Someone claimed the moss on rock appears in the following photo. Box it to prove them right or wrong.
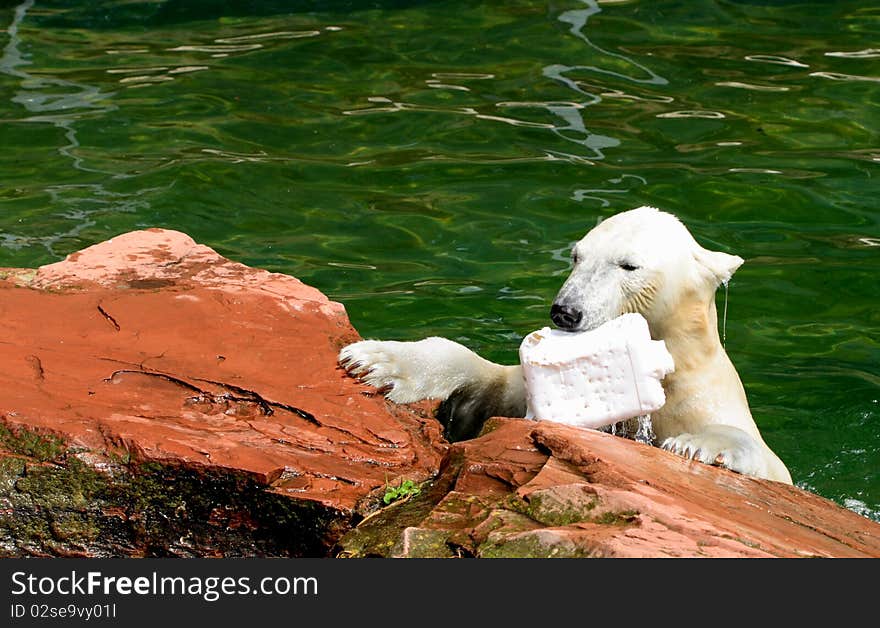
[480,529,595,558]
[0,425,350,557]
[0,424,67,462]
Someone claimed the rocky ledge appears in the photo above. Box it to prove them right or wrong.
[1,230,878,557]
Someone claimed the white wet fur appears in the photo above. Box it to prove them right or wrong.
[339,206,792,483]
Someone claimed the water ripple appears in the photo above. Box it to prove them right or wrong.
[557,0,668,86]
[825,49,880,59]
[0,183,168,257]
[167,44,263,55]
[108,64,210,88]
[343,97,554,130]
[657,110,726,119]
[745,54,809,68]
[715,81,791,92]
[571,174,647,207]
[1,0,118,176]
[214,31,322,43]
[810,71,880,83]
[431,72,494,80]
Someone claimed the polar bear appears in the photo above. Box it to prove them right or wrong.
[339,206,792,484]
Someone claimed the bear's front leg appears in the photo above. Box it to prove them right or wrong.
[339,337,526,440]
[339,337,494,403]
[661,424,792,484]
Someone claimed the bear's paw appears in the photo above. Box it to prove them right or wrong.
[661,424,769,479]
[339,338,472,404]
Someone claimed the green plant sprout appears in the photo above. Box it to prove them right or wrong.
[383,478,421,505]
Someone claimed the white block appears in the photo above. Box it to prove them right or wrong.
[519,313,675,429]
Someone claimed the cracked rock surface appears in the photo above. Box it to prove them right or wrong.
[0,229,445,556]
[340,419,880,558]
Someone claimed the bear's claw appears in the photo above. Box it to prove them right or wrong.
[661,424,769,479]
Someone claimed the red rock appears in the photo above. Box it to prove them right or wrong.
[0,229,445,556]
[344,419,880,558]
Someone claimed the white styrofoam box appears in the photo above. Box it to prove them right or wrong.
[519,313,675,429]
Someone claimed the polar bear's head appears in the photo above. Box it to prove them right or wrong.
[550,206,743,333]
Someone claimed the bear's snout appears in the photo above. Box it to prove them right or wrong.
[550,302,583,331]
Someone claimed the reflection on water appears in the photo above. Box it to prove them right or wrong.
[0,183,163,255]
[554,0,667,85]
[745,54,809,67]
[714,81,791,92]
[0,0,125,256]
[0,0,878,521]
[810,71,880,83]
[2,0,116,169]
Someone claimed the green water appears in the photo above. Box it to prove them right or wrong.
[1,0,877,520]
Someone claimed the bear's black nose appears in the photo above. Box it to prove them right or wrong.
[550,303,583,330]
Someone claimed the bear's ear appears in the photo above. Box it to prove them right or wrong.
[693,247,743,286]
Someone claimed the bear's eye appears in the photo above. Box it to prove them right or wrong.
[571,251,579,264]
[619,261,639,271]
